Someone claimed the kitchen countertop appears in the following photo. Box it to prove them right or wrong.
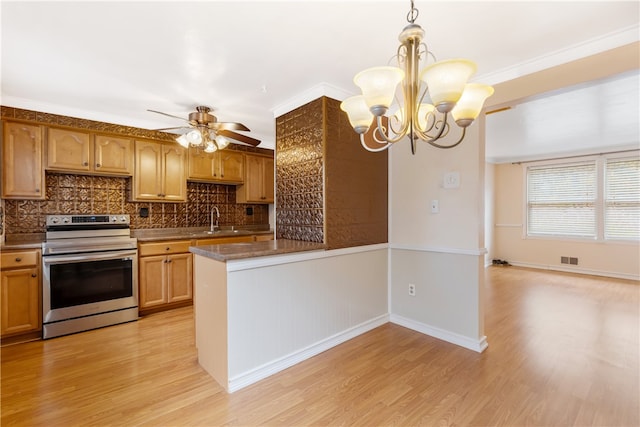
[1,239,45,250]
[1,227,273,249]
[190,239,326,261]
[132,227,273,242]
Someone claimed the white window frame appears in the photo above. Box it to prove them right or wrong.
[523,151,639,243]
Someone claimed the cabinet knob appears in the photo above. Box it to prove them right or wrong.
[166,247,170,251]
[83,162,89,166]
[96,163,101,168]
[31,273,37,278]
[35,189,40,193]
[15,257,22,262]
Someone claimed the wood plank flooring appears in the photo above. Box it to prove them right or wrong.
[2,267,638,426]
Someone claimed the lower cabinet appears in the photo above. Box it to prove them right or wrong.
[0,250,41,341]
[138,233,273,315]
[138,240,193,314]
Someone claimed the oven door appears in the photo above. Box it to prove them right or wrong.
[42,249,138,324]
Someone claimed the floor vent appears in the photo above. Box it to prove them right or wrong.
[561,256,579,265]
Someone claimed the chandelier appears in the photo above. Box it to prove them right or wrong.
[340,0,494,154]
[176,128,231,153]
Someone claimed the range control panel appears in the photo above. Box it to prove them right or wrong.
[45,214,130,227]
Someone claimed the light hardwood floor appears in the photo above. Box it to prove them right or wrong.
[2,267,638,426]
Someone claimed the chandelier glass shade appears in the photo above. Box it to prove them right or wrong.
[340,1,494,154]
[176,128,231,153]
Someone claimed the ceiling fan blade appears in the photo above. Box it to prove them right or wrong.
[147,109,191,123]
[208,122,250,132]
[218,130,261,147]
[153,126,189,132]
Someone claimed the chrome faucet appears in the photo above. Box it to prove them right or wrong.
[210,206,220,232]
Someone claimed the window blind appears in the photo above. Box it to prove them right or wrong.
[527,162,596,238]
[605,157,640,240]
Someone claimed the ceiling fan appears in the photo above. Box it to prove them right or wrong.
[148,106,261,152]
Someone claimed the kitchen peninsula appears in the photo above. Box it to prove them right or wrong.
[190,239,389,392]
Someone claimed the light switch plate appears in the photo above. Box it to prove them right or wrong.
[430,199,439,214]
[444,172,460,189]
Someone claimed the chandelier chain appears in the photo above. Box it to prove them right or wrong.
[407,0,419,23]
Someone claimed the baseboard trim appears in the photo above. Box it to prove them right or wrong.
[227,313,390,393]
[507,261,639,281]
[390,314,488,353]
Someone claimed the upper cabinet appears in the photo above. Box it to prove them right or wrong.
[46,128,91,172]
[236,154,274,204]
[133,140,187,202]
[45,127,133,176]
[93,135,134,175]
[1,121,45,199]
[188,148,244,184]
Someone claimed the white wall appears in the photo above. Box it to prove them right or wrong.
[485,162,496,267]
[388,120,487,351]
[492,162,640,280]
[220,247,388,391]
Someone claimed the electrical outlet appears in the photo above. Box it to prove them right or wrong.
[408,283,416,296]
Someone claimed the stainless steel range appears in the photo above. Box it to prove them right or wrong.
[42,214,138,339]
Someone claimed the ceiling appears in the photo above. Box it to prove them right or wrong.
[1,1,639,159]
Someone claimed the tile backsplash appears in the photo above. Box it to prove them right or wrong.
[3,173,268,235]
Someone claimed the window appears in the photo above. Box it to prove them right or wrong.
[526,154,639,241]
[605,158,640,240]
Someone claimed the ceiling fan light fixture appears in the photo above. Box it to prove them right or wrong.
[203,141,218,153]
[176,134,190,148]
[215,135,230,149]
[150,106,261,149]
[186,129,203,145]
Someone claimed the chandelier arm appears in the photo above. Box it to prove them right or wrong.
[372,115,406,144]
[424,126,467,149]
[413,112,449,143]
[360,134,391,152]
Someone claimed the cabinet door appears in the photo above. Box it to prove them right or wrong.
[94,135,133,175]
[139,255,167,308]
[162,145,187,201]
[1,267,40,336]
[219,151,244,183]
[1,122,45,199]
[167,253,192,303]
[188,148,216,180]
[237,154,274,203]
[245,155,265,202]
[133,140,163,200]
[46,127,91,172]
[262,157,275,203]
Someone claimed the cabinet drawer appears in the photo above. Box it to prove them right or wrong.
[139,240,192,256]
[1,251,38,269]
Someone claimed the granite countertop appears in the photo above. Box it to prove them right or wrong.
[131,227,273,242]
[190,239,326,262]
[1,238,45,251]
[1,227,273,249]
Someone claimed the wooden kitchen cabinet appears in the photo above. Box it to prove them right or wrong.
[138,240,192,313]
[188,148,244,184]
[133,140,187,202]
[93,134,134,175]
[0,250,41,340]
[46,127,92,172]
[236,154,274,204]
[45,128,133,175]
[1,121,45,199]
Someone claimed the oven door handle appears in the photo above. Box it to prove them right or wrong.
[42,250,138,265]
